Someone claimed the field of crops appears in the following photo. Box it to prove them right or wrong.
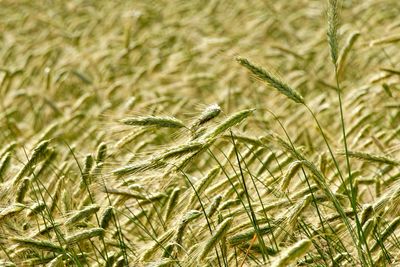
[1,0,400,266]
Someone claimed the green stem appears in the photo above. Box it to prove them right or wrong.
[334,68,373,266]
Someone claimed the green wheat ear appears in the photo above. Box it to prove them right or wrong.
[327,0,340,65]
[11,237,64,253]
[120,116,185,128]
[337,31,360,78]
[199,217,233,260]
[202,108,255,140]
[65,227,105,245]
[271,239,312,267]
[236,56,304,104]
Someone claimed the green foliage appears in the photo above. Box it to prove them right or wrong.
[0,0,399,266]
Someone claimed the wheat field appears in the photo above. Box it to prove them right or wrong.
[1,0,400,266]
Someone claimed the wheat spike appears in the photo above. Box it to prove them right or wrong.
[237,57,304,104]
[271,239,312,267]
